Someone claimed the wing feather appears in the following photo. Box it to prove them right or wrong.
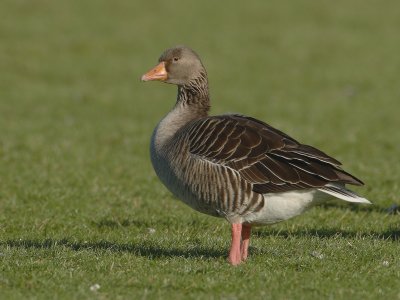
[186,114,363,194]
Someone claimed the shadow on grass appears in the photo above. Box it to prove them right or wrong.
[0,239,226,259]
[2,204,398,258]
[1,227,398,261]
[253,228,400,241]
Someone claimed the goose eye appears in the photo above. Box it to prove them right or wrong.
[173,57,179,62]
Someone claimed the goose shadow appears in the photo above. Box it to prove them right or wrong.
[252,228,400,241]
[0,238,226,259]
[1,226,398,261]
[2,204,398,259]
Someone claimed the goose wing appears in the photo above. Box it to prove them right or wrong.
[187,114,363,194]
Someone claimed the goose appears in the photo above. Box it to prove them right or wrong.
[141,46,371,265]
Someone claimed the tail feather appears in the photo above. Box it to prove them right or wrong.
[318,184,371,204]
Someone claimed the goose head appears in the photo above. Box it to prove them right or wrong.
[141,46,206,86]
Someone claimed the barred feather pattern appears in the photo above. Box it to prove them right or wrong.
[153,129,264,221]
[177,70,210,111]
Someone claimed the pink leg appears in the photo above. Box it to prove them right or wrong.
[228,223,242,265]
[240,224,252,261]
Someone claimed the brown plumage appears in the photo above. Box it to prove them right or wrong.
[141,46,370,265]
[186,114,363,193]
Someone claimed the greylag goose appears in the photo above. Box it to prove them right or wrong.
[141,46,371,265]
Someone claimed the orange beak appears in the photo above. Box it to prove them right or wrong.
[141,61,168,81]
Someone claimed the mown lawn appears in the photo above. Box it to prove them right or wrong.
[0,0,399,299]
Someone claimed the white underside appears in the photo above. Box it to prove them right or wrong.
[244,189,321,224]
[244,187,371,225]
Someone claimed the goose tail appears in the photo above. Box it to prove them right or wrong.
[318,184,371,204]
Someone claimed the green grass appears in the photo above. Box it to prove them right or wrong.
[1,0,399,299]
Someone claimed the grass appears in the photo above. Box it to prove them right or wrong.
[0,0,399,299]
